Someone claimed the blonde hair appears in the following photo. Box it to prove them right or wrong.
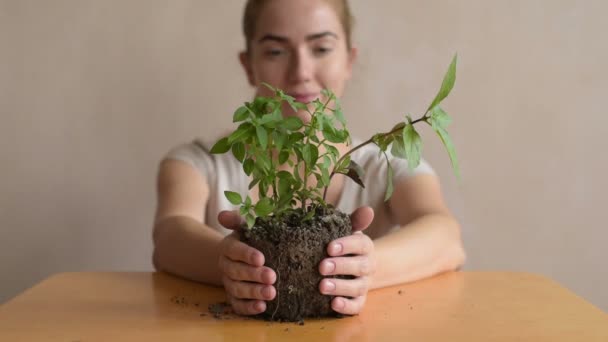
[242,0,354,52]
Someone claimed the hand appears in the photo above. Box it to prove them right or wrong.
[217,210,277,315]
[318,206,376,315]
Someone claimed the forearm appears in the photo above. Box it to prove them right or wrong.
[153,215,224,286]
[370,213,465,290]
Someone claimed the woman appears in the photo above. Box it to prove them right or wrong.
[153,0,465,316]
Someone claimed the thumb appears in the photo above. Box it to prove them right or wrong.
[218,210,246,231]
[350,206,374,232]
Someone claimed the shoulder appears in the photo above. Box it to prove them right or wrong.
[162,138,242,184]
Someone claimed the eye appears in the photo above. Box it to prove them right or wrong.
[313,46,332,57]
[265,48,285,57]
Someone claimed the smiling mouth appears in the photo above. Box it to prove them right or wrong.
[290,93,320,103]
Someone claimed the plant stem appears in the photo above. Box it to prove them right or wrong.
[322,115,428,201]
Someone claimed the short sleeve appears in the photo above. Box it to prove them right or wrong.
[163,139,216,185]
[389,153,436,181]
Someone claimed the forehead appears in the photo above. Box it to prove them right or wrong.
[254,0,343,41]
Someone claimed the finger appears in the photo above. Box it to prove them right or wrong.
[331,295,367,315]
[223,276,276,301]
[219,255,276,284]
[319,256,375,277]
[218,210,245,231]
[227,294,267,315]
[319,276,370,298]
[327,234,374,257]
[350,206,374,232]
[223,235,265,267]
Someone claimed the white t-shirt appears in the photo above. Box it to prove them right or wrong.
[164,138,435,239]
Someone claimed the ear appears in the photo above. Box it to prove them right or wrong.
[239,51,256,86]
[345,46,358,80]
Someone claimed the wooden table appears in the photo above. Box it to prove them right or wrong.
[0,272,606,341]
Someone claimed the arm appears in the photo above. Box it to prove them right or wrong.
[317,174,465,314]
[152,159,277,314]
[372,173,466,289]
[152,159,223,285]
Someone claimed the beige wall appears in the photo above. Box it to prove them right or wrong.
[1,0,607,311]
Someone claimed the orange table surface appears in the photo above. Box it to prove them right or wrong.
[1,271,606,341]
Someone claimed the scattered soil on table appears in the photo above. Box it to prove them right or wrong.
[170,295,243,320]
[208,301,233,319]
[241,206,352,322]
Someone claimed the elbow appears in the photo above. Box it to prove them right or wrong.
[440,219,467,272]
[152,221,169,272]
[448,241,466,271]
[152,247,163,272]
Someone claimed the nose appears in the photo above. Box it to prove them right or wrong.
[289,47,313,84]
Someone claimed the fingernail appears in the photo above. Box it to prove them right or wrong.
[323,261,336,275]
[262,286,274,299]
[262,269,275,284]
[333,298,344,310]
[250,252,263,265]
[330,243,343,255]
[255,301,266,312]
[323,280,336,294]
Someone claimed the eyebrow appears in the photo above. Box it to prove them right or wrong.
[258,31,338,44]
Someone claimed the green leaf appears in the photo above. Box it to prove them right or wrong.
[288,132,305,146]
[231,142,245,162]
[245,195,252,206]
[332,98,346,126]
[339,160,365,188]
[336,155,351,173]
[256,152,271,171]
[433,126,460,178]
[256,125,268,149]
[224,191,242,205]
[248,177,260,190]
[259,179,268,198]
[322,155,331,169]
[259,112,281,127]
[314,173,323,188]
[390,135,407,159]
[322,126,343,143]
[228,122,254,144]
[372,133,393,152]
[321,89,335,100]
[254,197,273,217]
[245,214,255,229]
[278,173,292,196]
[279,150,289,165]
[383,152,394,201]
[243,158,254,176]
[303,208,316,221]
[302,144,319,170]
[321,167,330,186]
[403,124,422,170]
[325,144,340,162]
[273,131,287,151]
[284,117,304,131]
[427,54,458,112]
[233,106,250,122]
[277,170,291,180]
[210,137,231,154]
[429,106,452,130]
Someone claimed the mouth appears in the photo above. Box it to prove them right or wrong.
[290,93,320,104]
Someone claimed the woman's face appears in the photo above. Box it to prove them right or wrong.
[240,0,357,121]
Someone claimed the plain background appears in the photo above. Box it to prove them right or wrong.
[1,0,607,311]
